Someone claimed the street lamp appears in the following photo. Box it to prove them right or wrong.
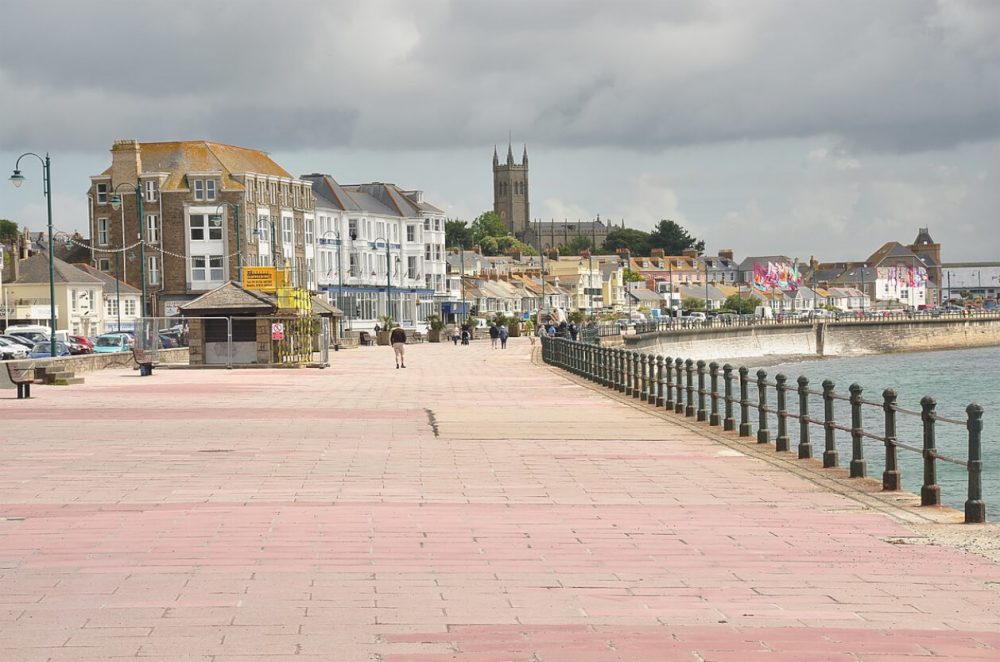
[253,218,277,267]
[373,236,391,321]
[10,152,57,357]
[214,202,243,269]
[321,230,345,334]
[109,182,149,317]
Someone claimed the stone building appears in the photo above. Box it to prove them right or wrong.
[524,218,611,253]
[87,139,315,317]
[493,142,529,237]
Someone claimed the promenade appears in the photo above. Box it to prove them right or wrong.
[2,337,1000,661]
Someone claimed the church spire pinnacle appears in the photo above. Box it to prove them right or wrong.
[493,145,499,167]
[522,144,528,166]
[506,138,514,166]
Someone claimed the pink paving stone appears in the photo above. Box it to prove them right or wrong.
[1,339,1000,659]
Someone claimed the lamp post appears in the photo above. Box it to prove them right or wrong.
[321,230,344,334]
[214,202,243,270]
[373,236,391,321]
[947,271,953,304]
[10,152,57,357]
[704,258,710,313]
[253,218,277,267]
[110,183,148,317]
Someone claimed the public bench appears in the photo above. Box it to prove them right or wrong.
[358,331,374,346]
[405,330,425,343]
[0,362,35,399]
[132,348,158,376]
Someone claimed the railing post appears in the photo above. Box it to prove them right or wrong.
[602,347,611,387]
[632,351,642,399]
[882,388,899,490]
[685,359,695,417]
[823,380,838,468]
[617,349,626,393]
[849,383,866,478]
[655,355,665,407]
[965,403,985,524]
[775,373,789,452]
[709,362,720,426]
[624,350,633,396]
[723,364,735,431]
[756,369,770,444]
[920,396,940,507]
[664,356,675,410]
[675,358,685,414]
[696,360,707,422]
[640,353,650,401]
[797,376,812,459]
[739,366,751,436]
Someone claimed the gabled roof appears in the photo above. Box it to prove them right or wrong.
[866,242,926,267]
[14,254,103,285]
[73,263,141,295]
[304,175,445,217]
[179,281,276,313]
[737,255,797,271]
[101,141,291,192]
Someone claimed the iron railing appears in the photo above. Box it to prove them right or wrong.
[540,336,987,523]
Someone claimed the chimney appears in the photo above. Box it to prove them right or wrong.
[111,139,142,188]
[650,248,665,259]
[719,248,734,261]
[682,248,699,258]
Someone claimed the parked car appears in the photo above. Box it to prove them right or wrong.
[29,341,71,358]
[67,335,94,354]
[0,336,30,360]
[0,334,36,349]
[93,333,134,353]
[8,330,49,346]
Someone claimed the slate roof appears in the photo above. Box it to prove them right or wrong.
[99,141,291,191]
[14,254,103,285]
[311,296,343,316]
[179,281,276,313]
[73,263,141,295]
[866,242,927,267]
[304,174,444,217]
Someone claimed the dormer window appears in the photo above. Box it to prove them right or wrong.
[193,178,217,201]
[95,182,109,204]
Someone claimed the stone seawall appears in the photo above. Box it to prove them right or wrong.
[625,317,1000,360]
[10,347,190,374]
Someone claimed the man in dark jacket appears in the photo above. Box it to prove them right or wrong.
[390,327,407,368]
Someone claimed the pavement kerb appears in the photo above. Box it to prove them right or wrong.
[531,346,1000,563]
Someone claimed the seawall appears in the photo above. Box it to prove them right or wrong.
[626,317,1000,360]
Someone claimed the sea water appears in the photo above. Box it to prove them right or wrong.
[750,347,999,513]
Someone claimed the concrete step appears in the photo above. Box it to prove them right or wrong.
[50,377,85,386]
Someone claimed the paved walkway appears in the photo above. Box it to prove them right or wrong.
[2,337,1000,661]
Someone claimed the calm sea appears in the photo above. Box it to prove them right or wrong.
[750,347,998,513]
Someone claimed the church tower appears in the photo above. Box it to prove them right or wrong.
[493,141,530,237]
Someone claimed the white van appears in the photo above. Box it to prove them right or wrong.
[4,324,51,337]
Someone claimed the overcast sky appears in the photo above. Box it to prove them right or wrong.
[1,0,998,262]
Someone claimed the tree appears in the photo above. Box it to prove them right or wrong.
[470,211,507,244]
[559,236,594,256]
[494,235,537,256]
[722,294,756,314]
[602,227,651,256]
[445,219,473,249]
[648,220,704,255]
[0,219,19,245]
[682,297,705,311]
[622,268,644,283]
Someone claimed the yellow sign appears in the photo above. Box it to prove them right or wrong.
[242,266,277,292]
[277,287,311,313]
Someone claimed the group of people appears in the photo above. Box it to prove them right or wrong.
[450,323,472,345]
[533,320,579,342]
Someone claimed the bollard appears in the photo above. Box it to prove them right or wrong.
[965,403,985,524]
[709,362,720,426]
[797,376,812,459]
[739,366,751,436]
[723,364,735,431]
[756,369,770,444]
[652,353,660,405]
[696,360,707,422]
[775,374,789,452]
[823,380,838,468]
[882,388,899,490]
[920,396,940,507]
[675,358,685,414]
[664,356,675,410]
[849,383,866,478]
[685,359,695,417]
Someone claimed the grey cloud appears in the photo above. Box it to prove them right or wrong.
[0,0,997,154]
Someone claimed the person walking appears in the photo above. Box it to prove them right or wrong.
[450,324,460,345]
[498,323,509,349]
[489,323,500,349]
[390,326,407,368]
[569,321,579,342]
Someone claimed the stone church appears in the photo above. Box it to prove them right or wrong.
[492,142,610,252]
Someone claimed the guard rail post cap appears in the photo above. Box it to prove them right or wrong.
[965,403,985,523]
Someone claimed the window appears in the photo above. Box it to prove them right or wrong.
[246,179,254,200]
[190,214,223,241]
[349,218,358,240]
[425,245,431,260]
[349,254,358,277]
[408,256,418,279]
[206,179,216,201]
[192,256,206,281]
[144,180,158,202]
[194,179,204,200]
[146,215,160,244]
[148,256,160,285]
[257,214,270,242]
[98,258,110,272]
[124,299,136,316]
[96,183,108,204]
[97,218,109,246]
[106,297,118,317]
[424,219,430,230]
[269,182,277,204]
[407,225,416,243]
[282,217,292,244]
[71,289,78,312]
[305,217,314,245]
[210,256,224,281]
